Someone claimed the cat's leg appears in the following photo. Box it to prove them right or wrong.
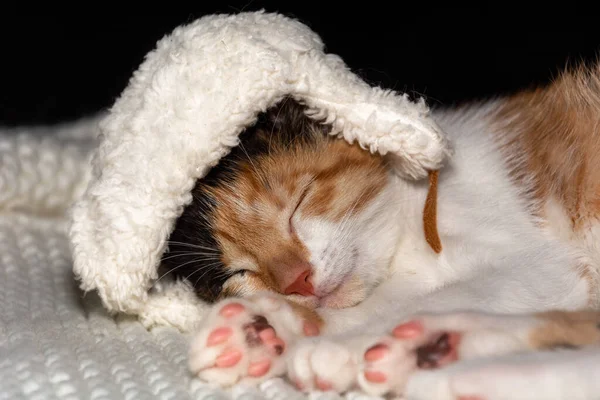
[287,310,600,397]
[405,346,600,400]
[188,291,319,386]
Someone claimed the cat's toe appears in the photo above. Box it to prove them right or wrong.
[287,338,356,393]
[188,297,293,386]
[357,335,419,396]
[356,319,463,396]
[393,320,462,369]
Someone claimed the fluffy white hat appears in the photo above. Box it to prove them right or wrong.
[68,11,451,332]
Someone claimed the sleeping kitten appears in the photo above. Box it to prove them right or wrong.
[162,64,600,399]
[162,98,396,313]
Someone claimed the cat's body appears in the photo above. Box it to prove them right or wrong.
[322,93,596,334]
[165,64,600,398]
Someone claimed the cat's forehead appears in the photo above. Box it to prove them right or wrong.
[212,139,389,219]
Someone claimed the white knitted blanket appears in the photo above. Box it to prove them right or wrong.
[0,120,385,400]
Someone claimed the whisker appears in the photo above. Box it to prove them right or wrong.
[184,261,224,283]
[199,270,234,285]
[162,250,220,256]
[162,250,220,257]
[155,257,209,284]
[165,241,220,252]
[160,252,221,262]
[193,263,233,286]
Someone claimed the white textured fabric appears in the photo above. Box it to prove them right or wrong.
[0,126,383,400]
[68,10,451,332]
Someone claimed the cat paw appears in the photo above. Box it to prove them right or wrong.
[188,293,308,386]
[358,319,463,396]
[285,319,465,396]
[287,337,357,393]
[359,310,600,397]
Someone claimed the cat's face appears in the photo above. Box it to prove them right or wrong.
[162,100,400,310]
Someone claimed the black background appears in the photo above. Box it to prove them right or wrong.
[2,7,599,127]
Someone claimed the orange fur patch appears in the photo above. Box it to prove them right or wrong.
[529,310,600,349]
[492,63,600,304]
[493,64,600,228]
[287,300,324,329]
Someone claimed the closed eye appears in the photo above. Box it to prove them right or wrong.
[223,268,254,286]
[289,184,311,235]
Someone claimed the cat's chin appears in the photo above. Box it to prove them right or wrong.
[318,293,360,309]
[285,274,368,310]
[287,292,362,311]
[317,274,367,309]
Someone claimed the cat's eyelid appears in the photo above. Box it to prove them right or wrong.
[226,268,253,281]
[289,184,312,234]
[228,260,257,275]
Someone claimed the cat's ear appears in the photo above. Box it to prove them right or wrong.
[270,98,332,139]
[236,99,306,151]
[266,97,311,132]
[245,97,306,145]
[249,97,330,149]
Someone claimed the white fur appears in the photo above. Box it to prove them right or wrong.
[67,11,450,330]
[405,345,600,400]
[292,182,401,308]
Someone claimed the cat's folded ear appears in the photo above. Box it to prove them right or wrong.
[265,97,312,132]
[251,97,331,146]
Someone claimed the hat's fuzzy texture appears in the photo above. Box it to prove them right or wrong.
[68,10,452,332]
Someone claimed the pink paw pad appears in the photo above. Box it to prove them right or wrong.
[258,327,276,341]
[315,377,332,391]
[244,316,286,355]
[263,337,286,355]
[364,370,387,383]
[215,349,242,368]
[248,359,271,377]
[392,320,424,339]
[416,332,461,369]
[220,302,245,318]
[206,327,232,346]
[293,379,305,391]
[364,343,388,361]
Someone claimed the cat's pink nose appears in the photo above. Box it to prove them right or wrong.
[283,269,314,296]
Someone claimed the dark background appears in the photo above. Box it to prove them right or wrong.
[2,7,599,127]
